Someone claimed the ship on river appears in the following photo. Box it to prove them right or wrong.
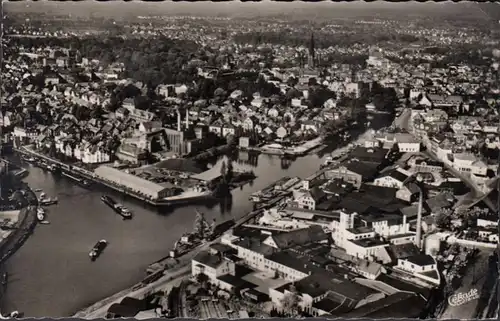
[100,195,132,219]
[62,172,92,188]
[38,193,58,206]
[89,240,107,261]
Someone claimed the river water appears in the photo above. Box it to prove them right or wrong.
[1,115,391,317]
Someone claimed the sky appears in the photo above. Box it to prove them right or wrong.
[3,1,497,21]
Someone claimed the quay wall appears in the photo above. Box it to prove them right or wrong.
[0,187,38,267]
[15,147,213,207]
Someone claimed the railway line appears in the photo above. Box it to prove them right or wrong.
[199,298,231,318]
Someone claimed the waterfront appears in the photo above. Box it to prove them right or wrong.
[1,115,391,317]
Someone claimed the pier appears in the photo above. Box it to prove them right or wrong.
[14,147,215,207]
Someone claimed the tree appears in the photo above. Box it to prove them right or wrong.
[226,159,234,183]
[196,273,209,289]
[220,160,227,179]
[280,286,301,317]
[434,208,452,229]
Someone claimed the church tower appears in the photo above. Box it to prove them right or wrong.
[307,32,316,69]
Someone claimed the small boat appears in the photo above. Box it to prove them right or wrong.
[34,189,43,193]
[39,197,58,206]
[22,155,35,162]
[36,208,45,221]
[39,220,50,225]
[89,240,107,261]
[2,272,8,286]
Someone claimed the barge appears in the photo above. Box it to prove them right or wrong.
[100,195,132,219]
[89,240,107,261]
[62,172,92,188]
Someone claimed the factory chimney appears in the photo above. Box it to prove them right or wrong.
[185,108,189,129]
[416,189,423,250]
[415,175,424,251]
[176,109,181,132]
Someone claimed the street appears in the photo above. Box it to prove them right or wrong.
[393,108,412,130]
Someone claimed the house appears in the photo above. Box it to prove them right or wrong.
[351,258,385,280]
[324,161,379,189]
[242,116,257,132]
[294,187,326,210]
[209,119,224,136]
[477,214,498,228]
[375,133,421,152]
[269,266,382,316]
[412,159,443,173]
[452,153,488,176]
[350,146,388,164]
[262,225,328,250]
[222,123,236,137]
[139,121,162,134]
[373,167,412,189]
[396,254,440,286]
[73,143,111,164]
[191,250,236,286]
[344,238,392,263]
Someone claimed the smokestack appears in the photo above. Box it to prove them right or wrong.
[416,187,423,250]
[176,110,181,132]
[185,108,189,129]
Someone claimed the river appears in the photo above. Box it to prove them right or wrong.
[1,114,391,317]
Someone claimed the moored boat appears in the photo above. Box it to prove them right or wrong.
[36,207,45,221]
[101,195,132,219]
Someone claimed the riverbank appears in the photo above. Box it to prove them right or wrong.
[15,146,219,207]
[0,185,38,307]
[74,203,266,318]
[71,127,380,318]
[1,113,394,317]
[240,136,323,156]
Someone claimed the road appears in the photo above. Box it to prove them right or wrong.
[393,108,412,130]
[391,107,485,197]
[423,149,484,197]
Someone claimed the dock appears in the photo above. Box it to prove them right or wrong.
[14,147,215,207]
[145,191,282,275]
[250,176,301,203]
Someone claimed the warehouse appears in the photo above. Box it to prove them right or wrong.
[94,165,172,200]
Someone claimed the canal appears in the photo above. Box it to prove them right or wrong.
[1,114,392,317]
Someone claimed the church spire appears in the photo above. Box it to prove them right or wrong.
[308,32,316,68]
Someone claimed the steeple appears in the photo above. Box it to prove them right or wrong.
[308,32,316,69]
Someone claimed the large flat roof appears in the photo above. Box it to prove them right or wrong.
[94,165,168,197]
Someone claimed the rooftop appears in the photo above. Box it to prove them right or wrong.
[341,292,425,318]
[404,254,435,267]
[193,251,227,269]
[350,237,387,248]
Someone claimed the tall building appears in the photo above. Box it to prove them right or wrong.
[307,32,316,68]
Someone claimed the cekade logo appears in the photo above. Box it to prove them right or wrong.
[448,289,480,307]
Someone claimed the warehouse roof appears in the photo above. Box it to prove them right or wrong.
[94,165,167,197]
